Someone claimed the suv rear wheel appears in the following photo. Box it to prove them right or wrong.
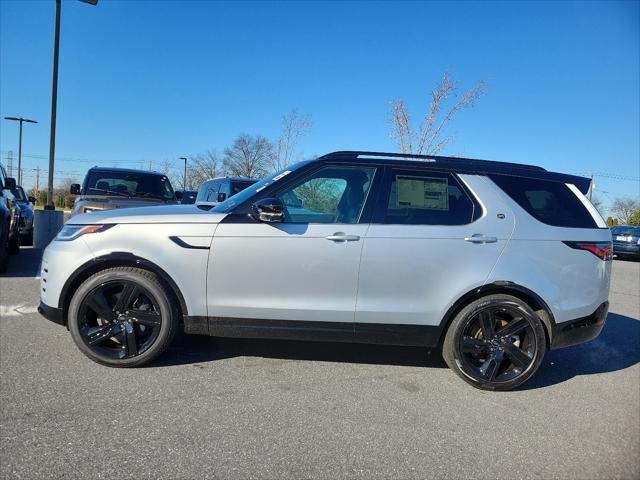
[442,294,546,391]
[68,267,178,367]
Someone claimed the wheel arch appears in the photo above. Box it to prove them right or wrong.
[436,281,556,349]
[58,252,188,325]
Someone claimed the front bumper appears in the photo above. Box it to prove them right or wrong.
[38,301,65,326]
[551,301,609,349]
[613,242,640,257]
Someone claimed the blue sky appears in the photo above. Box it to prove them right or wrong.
[1,0,638,211]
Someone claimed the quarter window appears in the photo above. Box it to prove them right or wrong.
[489,175,598,228]
[384,170,477,225]
[276,166,376,224]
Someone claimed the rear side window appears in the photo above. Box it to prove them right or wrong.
[384,170,478,225]
[490,175,597,228]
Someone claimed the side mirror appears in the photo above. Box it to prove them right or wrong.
[217,192,227,203]
[28,196,37,204]
[251,197,284,223]
[4,177,16,190]
[175,191,183,201]
[70,184,81,195]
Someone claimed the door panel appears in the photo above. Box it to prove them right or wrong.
[207,165,378,326]
[355,174,515,329]
[208,222,369,323]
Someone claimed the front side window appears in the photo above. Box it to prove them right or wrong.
[231,180,256,196]
[276,166,376,224]
[384,170,476,225]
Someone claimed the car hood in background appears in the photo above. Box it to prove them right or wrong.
[69,204,228,225]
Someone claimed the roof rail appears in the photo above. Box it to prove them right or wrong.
[318,151,546,172]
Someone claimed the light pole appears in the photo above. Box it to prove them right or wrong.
[46,0,98,209]
[3,117,38,186]
[179,157,187,191]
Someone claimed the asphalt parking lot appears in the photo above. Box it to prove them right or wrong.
[1,247,639,479]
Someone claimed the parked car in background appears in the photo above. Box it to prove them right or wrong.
[39,151,611,391]
[177,190,197,205]
[611,225,640,260]
[69,167,178,218]
[11,185,35,245]
[195,177,257,208]
[0,164,21,271]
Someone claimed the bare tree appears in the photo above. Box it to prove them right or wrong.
[223,134,273,179]
[611,198,640,225]
[271,109,312,172]
[389,72,485,155]
[189,150,223,188]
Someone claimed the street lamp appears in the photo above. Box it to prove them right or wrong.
[3,116,38,185]
[179,157,188,191]
[46,0,98,209]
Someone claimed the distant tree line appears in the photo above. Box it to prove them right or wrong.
[162,109,312,191]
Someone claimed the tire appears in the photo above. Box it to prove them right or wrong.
[68,267,178,367]
[442,294,546,391]
[0,225,8,273]
[8,231,20,255]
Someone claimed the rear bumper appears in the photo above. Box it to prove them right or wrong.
[550,301,608,349]
[38,301,65,326]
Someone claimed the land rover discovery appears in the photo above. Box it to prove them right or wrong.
[38,151,611,390]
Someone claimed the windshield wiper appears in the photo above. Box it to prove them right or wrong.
[88,188,130,198]
[134,192,170,200]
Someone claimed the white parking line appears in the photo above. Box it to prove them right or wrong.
[0,304,39,317]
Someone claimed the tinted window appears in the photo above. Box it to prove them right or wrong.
[231,180,256,196]
[276,166,376,224]
[85,171,174,200]
[212,160,311,213]
[490,175,597,228]
[384,170,476,225]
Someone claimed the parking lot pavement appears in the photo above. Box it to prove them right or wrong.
[1,248,639,480]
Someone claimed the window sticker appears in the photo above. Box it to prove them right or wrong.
[273,170,292,182]
[396,175,449,210]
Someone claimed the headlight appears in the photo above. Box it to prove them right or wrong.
[55,224,114,241]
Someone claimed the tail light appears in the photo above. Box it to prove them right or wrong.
[563,241,612,261]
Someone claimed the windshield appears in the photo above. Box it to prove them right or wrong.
[212,161,311,213]
[84,170,175,200]
[11,187,27,202]
[612,226,640,236]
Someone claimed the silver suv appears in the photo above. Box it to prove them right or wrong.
[38,151,611,390]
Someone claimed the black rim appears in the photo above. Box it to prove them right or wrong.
[77,280,162,360]
[457,305,537,384]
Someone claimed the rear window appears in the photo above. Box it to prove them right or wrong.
[490,175,598,228]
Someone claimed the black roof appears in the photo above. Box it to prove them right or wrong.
[88,166,166,176]
[317,151,591,194]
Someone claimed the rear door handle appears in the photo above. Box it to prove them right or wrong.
[325,232,360,242]
[464,234,498,244]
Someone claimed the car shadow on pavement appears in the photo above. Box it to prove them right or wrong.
[155,333,447,369]
[0,246,42,278]
[522,312,640,390]
[155,312,640,388]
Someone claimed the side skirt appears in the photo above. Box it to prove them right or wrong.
[183,316,440,347]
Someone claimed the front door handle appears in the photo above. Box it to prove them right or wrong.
[326,232,360,242]
[464,234,498,244]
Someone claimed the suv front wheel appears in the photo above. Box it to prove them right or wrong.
[442,294,546,391]
[68,267,178,367]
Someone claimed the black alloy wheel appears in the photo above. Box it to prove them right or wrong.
[68,267,177,367]
[78,281,162,359]
[443,294,546,391]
